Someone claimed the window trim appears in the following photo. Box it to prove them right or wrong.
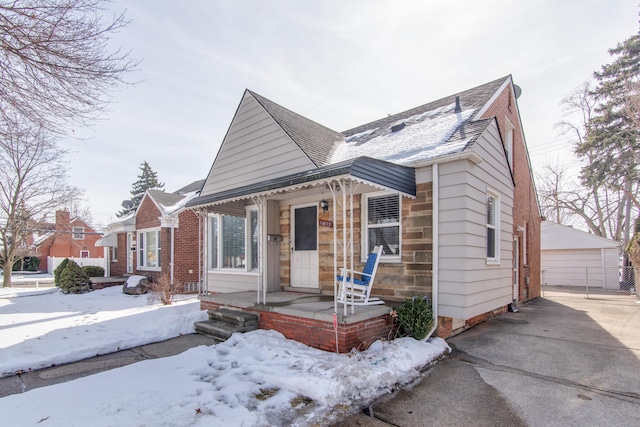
[137,228,161,271]
[208,210,258,273]
[362,191,402,263]
[486,189,500,265]
[504,117,514,169]
[72,226,84,240]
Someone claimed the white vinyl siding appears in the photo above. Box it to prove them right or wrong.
[201,93,316,196]
[436,121,514,320]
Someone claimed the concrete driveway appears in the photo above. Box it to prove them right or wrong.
[336,291,640,426]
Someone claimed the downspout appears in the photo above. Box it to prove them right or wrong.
[170,222,175,285]
[426,163,439,340]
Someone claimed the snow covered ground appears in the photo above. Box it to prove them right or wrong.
[0,287,449,426]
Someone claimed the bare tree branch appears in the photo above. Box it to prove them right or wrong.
[0,0,139,134]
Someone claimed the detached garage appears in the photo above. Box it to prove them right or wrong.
[541,221,620,289]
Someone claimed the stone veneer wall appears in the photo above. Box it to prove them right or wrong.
[277,182,434,302]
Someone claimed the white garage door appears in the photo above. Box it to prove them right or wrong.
[541,248,618,289]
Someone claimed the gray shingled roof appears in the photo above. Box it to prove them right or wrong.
[147,189,185,210]
[174,179,205,195]
[342,76,508,141]
[249,90,344,167]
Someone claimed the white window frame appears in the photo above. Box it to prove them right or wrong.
[137,228,161,271]
[362,191,402,262]
[72,226,84,240]
[110,246,118,262]
[208,210,258,273]
[80,250,89,258]
[504,117,514,169]
[486,190,500,264]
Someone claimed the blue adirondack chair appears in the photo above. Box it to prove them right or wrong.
[337,246,384,306]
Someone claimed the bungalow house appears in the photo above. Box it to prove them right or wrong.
[97,180,205,292]
[33,210,103,272]
[186,75,541,349]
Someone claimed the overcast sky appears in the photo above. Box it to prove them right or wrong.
[61,0,639,227]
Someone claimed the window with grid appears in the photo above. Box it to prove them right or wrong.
[72,227,84,240]
[365,193,400,259]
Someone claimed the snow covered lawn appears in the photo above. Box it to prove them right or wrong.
[0,286,450,426]
[0,286,207,377]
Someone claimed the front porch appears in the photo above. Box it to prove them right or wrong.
[199,291,396,352]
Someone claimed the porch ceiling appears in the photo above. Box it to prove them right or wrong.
[186,156,416,210]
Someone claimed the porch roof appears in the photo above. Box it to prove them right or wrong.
[186,156,416,209]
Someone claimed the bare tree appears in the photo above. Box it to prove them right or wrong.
[544,81,640,242]
[0,0,138,134]
[0,118,80,287]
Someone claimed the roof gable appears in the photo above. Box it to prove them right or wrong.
[200,91,322,197]
[541,221,620,250]
[249,91,343,167]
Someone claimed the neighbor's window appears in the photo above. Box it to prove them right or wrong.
[110,246,118,262]
[486,192,500,261]
[138,229,161,269]
[208,209,258,271]
[72,226,84,240]
[364,192,401,259]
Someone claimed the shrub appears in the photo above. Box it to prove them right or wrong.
[82,265,105,278]
[25,256,40,272]
[147,273,179,305]
[53,258,70,287]
[59,260,90,294]
[396,296,435,340]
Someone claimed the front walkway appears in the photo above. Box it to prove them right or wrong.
[337,290,640,426]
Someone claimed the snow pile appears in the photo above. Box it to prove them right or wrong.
[333,103,476,165]
[0,329,449,427]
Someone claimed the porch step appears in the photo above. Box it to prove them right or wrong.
[194,309,259,342]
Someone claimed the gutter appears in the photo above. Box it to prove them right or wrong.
[412,150,483,168]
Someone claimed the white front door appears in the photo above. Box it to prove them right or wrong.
[291,204,318,288]
[127,232,134,274]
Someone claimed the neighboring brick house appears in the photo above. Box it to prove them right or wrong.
[187,76,541,340]
[98,180,204,292]
[33,210,103,270]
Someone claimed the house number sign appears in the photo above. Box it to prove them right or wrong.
[319,220,333,228]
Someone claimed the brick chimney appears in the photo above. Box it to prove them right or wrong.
[55,210,71,232]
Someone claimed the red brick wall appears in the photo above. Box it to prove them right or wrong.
[130,197,200,290]
[38,210,103,261]
[172,209,200,285]
[109,233,128,276]
[201,300,396,353]
[479,83,542,302]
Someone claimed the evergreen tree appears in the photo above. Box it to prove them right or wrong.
[116,161,165,217]
[576,33,640,203]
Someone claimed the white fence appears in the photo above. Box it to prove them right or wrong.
[47,256,106,275]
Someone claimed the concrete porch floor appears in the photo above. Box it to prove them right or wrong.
[199,291,392,324]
